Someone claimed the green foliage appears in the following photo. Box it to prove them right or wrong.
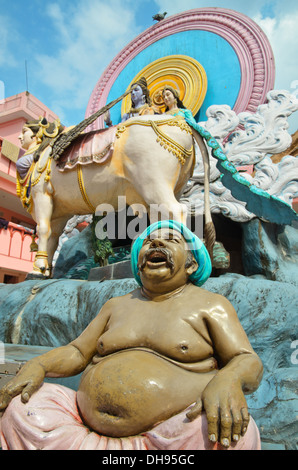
[91,215,114,267]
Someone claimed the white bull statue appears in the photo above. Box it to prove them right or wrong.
[17,113,213,278]
[16,89,298,279]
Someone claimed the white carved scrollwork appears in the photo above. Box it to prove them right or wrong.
[181,90,298,222]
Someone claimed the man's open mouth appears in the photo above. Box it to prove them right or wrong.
[146,250,168,268]
[139,248,174,271]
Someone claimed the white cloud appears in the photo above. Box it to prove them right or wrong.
[253,10,298,132]
[7,0,296,130]
[155,0,298,18]
[0,14,18,67]
[154,0,268,18]
[253,12,298,90]
[32,0,140,123]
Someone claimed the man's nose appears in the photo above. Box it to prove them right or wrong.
[150,238,166,248]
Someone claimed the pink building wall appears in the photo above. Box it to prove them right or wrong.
[0,92,59,283]
[0,221,35,281]
[0,117,27,147]
[0,91,59,146]
[0,149,17,181]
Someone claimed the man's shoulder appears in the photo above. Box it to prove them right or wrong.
[105,288,142,304]
[189,284,234,311]
[189,283,224,299]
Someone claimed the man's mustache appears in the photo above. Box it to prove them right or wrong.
[138,247,174,272]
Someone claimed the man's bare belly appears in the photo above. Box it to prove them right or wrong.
[76,349,217,437]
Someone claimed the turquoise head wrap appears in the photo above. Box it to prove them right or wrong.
[131,220,212,287]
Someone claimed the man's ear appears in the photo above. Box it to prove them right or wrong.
[186,258,198,276]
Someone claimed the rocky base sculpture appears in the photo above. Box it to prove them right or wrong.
[0,222,263,450]
[0,274,297,449]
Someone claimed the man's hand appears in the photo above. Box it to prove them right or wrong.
[0,342,96,416]
[186,373,250,448]
[0,362,45,412]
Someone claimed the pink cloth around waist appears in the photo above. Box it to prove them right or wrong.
[0,383,261,451]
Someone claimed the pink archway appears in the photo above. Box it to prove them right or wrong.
[86,8,275,130]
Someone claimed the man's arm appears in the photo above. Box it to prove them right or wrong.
[0,344,89,412]
[0,301,112,411]
[209,295,263,390]
[188,294,263,447]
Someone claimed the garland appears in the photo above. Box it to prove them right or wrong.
[16,149,52,213]
[116,117,194,165]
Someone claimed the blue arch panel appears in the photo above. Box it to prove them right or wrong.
[107,30,241,124]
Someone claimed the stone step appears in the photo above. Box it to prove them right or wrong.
[88,259,133,281]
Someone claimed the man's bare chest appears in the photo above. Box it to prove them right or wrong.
[98,298,213,362]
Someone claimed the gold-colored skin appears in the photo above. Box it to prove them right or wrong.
[0,229,263,448]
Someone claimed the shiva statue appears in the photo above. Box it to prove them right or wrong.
[105,77,159,126]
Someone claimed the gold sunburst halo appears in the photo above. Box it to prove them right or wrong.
[121,55,208,116]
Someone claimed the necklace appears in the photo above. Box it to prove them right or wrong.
[23,144,40,156]
[129,103,149,114]
[165,107,181,115]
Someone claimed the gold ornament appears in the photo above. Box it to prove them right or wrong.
[121,55,207,117]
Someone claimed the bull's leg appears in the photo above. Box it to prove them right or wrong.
[149,200,188,225]
[46,216,70,277]
[31,193,53,277]
[141,184,188,225]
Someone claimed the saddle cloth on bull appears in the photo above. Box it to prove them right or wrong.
[57,125,117,171]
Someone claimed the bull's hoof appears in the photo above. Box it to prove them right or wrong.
[25,272,50,281]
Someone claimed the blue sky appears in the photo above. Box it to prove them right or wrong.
[1,0,297,132]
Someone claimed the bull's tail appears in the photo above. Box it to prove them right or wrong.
[191,130,216,263]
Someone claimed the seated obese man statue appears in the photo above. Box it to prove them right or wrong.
[0,221,263,451]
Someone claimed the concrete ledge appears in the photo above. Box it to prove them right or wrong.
[88,260,133,281]
[0,343,81,391]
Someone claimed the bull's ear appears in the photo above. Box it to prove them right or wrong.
[41,117,48,126]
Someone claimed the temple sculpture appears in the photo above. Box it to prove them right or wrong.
[14,79,297,280]
[104,77,158,126]
[0,221,262,450]
[1,7,297,452]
